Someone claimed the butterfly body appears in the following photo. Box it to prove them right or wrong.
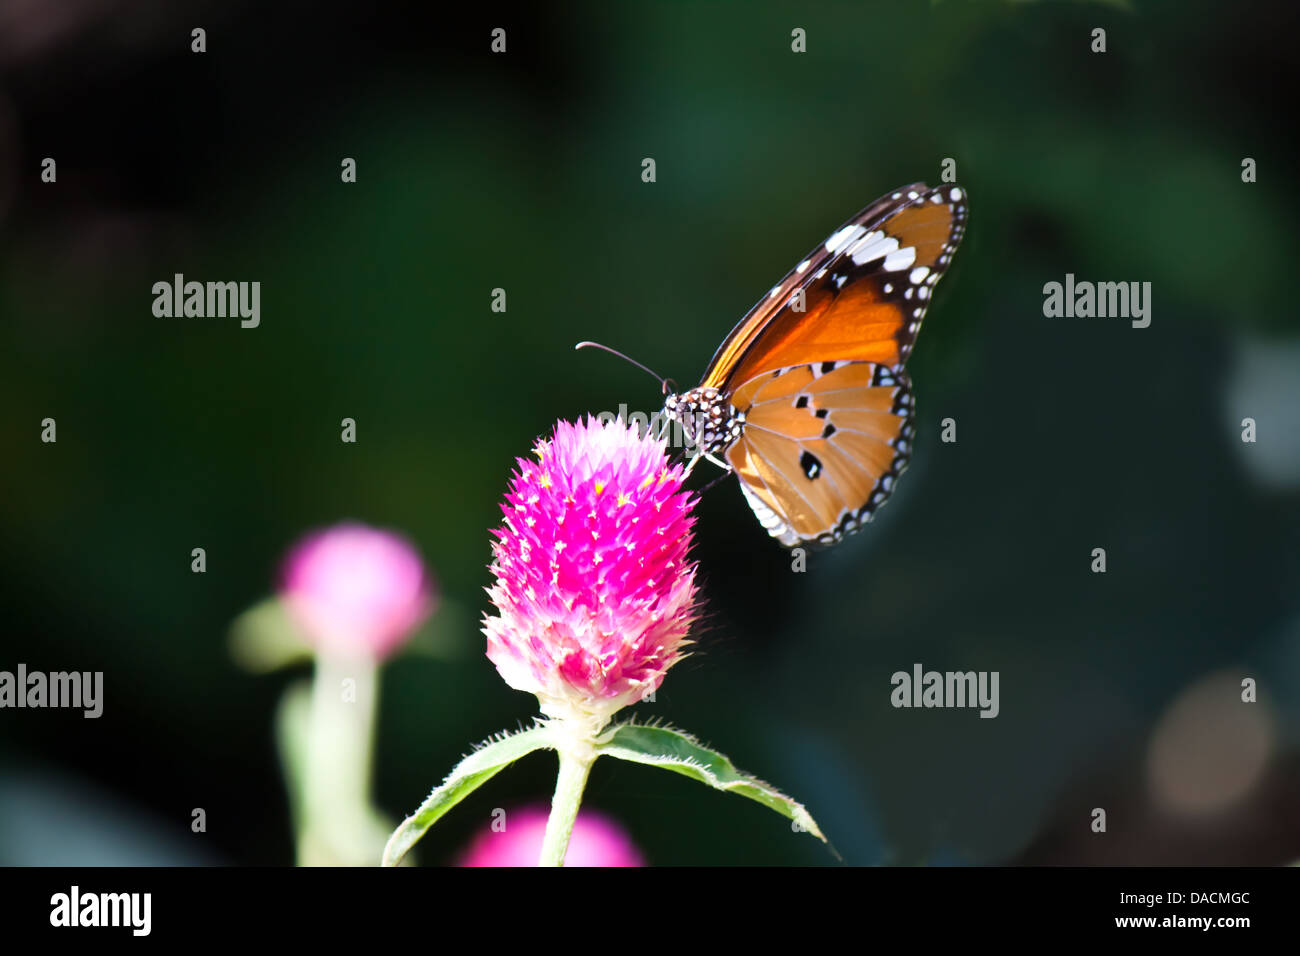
[662,182,967,547]
[662,386,743,458]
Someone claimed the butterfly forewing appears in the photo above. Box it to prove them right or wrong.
[702,183,967,392]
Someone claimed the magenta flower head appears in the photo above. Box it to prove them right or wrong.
[384,417,826,869]
[280,522,434,661]
[484,416,699,735]
[457,805,644,867]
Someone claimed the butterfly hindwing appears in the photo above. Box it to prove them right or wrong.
[724,361,914,546]
[701,184,967,394]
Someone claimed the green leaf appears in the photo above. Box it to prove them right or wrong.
[597,722,828,843]
[381,724,554,867]
[229,597,312,673]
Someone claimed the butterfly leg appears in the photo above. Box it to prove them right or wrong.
[683,450,729,478]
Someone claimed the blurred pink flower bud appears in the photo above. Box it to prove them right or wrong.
[483,417,699,732]
[280,522,434,660]
[457,805,644,867]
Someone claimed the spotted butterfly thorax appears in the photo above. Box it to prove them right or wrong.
[661,182,968,547]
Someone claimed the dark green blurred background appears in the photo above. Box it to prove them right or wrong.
[2,0,1298,865]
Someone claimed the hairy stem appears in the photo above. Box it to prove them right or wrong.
[538,748,595,867]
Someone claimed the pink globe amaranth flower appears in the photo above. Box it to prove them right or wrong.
[457,805,644,867]
[484,416,699,731]
[280,522,434,661]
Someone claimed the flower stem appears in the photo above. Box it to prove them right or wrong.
[538,748,595,866]
[300,652,379,866]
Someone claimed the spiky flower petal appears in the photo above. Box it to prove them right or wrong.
[484,417,699,734]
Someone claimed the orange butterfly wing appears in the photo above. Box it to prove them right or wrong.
[701,184,967,392]
[725,362,913,546]
[700,183,967,545]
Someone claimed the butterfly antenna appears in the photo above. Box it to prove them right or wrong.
[696,467,734,495]
[575,341,674,393]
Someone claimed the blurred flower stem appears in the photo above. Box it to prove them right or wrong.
[298,651,379,866]
[233,522,435,865]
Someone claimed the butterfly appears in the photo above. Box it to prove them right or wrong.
[581,182,967,547]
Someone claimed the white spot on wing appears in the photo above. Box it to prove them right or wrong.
[739,482,798,546]
[825,225,865,254]
[883,246,917,271]
[848,230,897,265]
[909,266,930,284]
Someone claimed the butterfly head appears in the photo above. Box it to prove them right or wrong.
[663,386,744,457]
